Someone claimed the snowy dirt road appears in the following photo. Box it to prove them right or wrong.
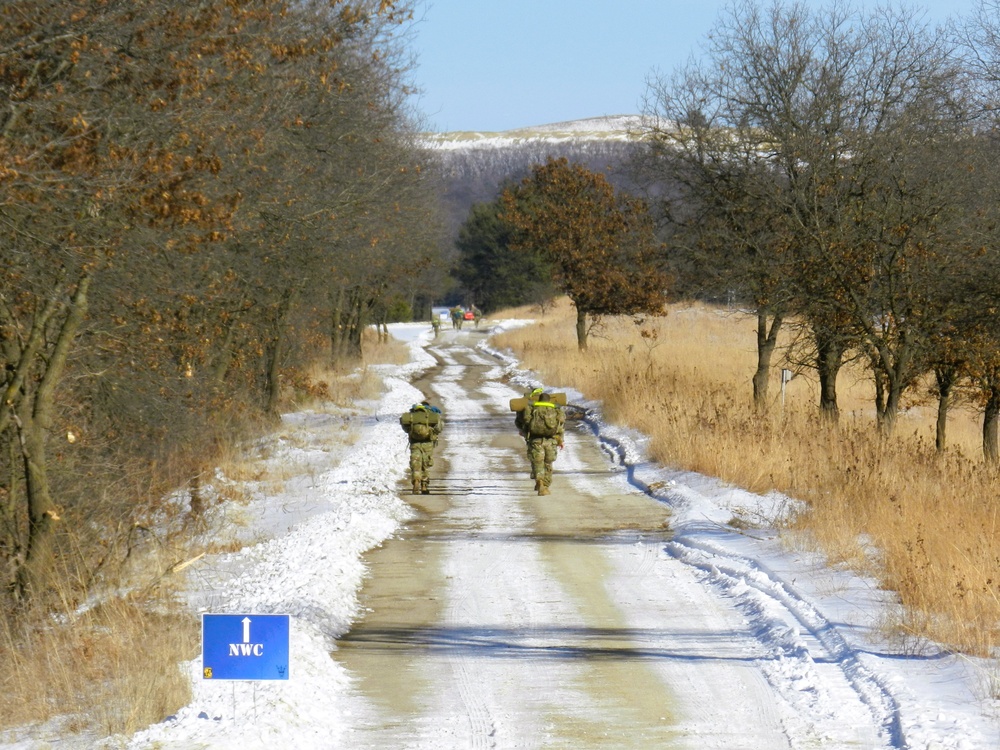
[333,330,893,749]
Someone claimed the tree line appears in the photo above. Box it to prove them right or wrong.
[0,0,448,607]
[636,0,1000,461]
[455,0,1000,464]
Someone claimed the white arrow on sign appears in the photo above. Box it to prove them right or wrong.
[242,617,251,644]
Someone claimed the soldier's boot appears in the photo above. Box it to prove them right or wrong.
[538,484,550,496]
[421,480,430,495]
[412,478,421,494]
[534,479,541,492]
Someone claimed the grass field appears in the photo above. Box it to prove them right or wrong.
[491,298,1000,655]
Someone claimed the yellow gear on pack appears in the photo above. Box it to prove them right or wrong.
[509,391,566,412]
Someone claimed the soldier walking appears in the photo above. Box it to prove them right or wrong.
[519,392,564,496]
[400,400,443,494]
[515,386,544,479]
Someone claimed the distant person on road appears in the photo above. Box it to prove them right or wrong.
[450,306,463,330]
[400,400,443,495]
[431,315,441,338]
[520,391,564,496]
[471,304,483,329]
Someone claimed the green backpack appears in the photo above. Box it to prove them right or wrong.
[410,420,434,441]
[401,408,438,441]
[529,405,560,437]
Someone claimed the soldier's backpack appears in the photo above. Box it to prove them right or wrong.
[400,408,439,441]
[410,421,433,440]
[528,405,560,437]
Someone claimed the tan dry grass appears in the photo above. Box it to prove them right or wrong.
[0,592,196,736]
[492,297,1000,654]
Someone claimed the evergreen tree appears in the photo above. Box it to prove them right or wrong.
[454,199,554,313]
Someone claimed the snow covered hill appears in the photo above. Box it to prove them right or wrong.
[420,115,646,151]
[424,116,649,235]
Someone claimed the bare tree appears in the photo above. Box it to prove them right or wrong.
[640,1,971,431]
[0,0,443,604]
[639,63,795,411]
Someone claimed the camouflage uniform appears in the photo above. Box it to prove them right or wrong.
[515,387,544,477]
[401,402,443,494]
[521,393,565,496]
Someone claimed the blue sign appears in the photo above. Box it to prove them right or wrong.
[202,614,289,680]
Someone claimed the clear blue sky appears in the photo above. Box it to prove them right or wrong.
[407,0,976,133]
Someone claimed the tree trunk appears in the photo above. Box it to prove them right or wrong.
[983,380,1000,466]
[872,336,913,438]
[575,308,588,351]
[1,433,22,577]
[265,289,293,415]
[815,331,843,422]
[873,367,887,426]
[752,309,783,412]
[16,271,93,598]
[15,412,58,599]
[344,290,369,361]
[265,333,283,414]
[881,379,903,437]
[0,276,66,437]
[210,322,237,385]
[330,285,346,365]
[934,366,957,453]
[373,308,389,343]
[339,299,357,361]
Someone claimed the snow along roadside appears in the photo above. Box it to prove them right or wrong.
[124,328,439,749]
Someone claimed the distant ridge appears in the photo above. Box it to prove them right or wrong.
[520,115,642,133]
[421,115,645,150]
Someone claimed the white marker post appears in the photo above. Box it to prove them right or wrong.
[781,368,793,410]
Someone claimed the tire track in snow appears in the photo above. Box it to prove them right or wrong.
[433,345,502,747]
[585,416,904,749]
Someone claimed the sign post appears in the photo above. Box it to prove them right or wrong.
[781,368,794,409]
[202,614,290,681]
